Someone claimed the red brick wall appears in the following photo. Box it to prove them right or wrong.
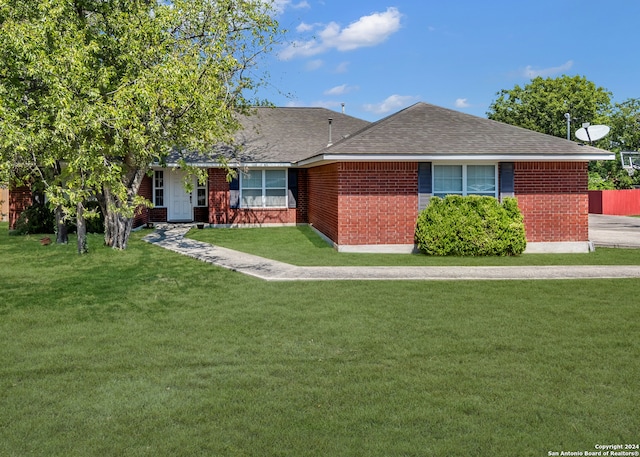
[337,162,418,245]
[209,168,230,224]
[133,175,153,227]
[207,168,302,226]
[296,169,309,224]
[149,208,167,222]
[514,162,589,242]
[9,185,31,230]
[307,164,340,243]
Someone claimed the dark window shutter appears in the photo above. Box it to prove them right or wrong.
[287,169,298,209]
[229,170,240,209]
[418,162,432,211]
[499,162,515,196]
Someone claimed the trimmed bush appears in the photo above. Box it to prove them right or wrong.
[415,195,526,256]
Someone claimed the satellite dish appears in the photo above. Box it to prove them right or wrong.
[575,124,610,143]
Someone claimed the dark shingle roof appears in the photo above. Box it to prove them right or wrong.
[168,103,613,166]
[231,107,370,163]
[315,102,611,157]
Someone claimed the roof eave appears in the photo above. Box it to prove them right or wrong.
[296,153,616,167]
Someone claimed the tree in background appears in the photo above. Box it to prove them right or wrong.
[487,75,612,139]
[487,75,640,189]
[0,0,281,252]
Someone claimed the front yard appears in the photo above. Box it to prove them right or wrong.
[1,223,638,456]
[187,224,640,266]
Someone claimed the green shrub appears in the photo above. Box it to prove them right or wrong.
[415,195,526,256]
[13,203,55,235]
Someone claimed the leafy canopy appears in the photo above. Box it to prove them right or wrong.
[487,75,612,139]
[0,0,282,248]
[487,75,640,189]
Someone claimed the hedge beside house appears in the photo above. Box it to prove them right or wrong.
[415,195,526,256]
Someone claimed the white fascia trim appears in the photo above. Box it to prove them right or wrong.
[230,162,293,168]
[157,162,294,169]
[297,153,615,166]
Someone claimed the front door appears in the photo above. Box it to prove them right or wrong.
[168,171,193,221]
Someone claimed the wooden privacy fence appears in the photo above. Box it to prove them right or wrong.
[589,189,640,215]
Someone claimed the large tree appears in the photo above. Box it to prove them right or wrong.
[592,98,640,189]
[487,75,612,140]
[0,0,280,251]
[486,75,640,189]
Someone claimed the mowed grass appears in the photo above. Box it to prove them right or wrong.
[1,222,639,457]
[188,224,640,266]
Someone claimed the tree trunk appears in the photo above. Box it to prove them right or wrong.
[103,196,134,250]
[76,201,88,254]
[101,165,147,249]
[55,205,68,244]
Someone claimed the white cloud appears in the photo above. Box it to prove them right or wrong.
[279,7,402,60]
[334,61,350,73]
[268,0,310,14]
[296,22,314,33]
[363,94,419,115]
[324,84,359,96]
[455,98,470,108]
[292,1,310,9]
[522,60,574,78]
[305,59,324,71]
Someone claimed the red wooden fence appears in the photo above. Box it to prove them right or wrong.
[589,189,640,215]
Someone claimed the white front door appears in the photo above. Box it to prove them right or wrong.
[168,171,193,221]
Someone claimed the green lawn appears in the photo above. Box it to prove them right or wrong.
[188,224,640,266]
[1,222,639,457]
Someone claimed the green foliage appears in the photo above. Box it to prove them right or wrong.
[609,98,640,152]
[12,203,54,235]
[487,75,612,138]
[602,99,640,188]
[487,76,640,189]
[63,200,104,234]
[588,155,634,190]
[415,195,526,256]
[588,171,616,190]
[0,0,282,249]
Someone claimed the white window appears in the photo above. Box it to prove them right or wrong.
[433,164,497,198]
[240,169,287,208]
[154,171,164,206]
[196,180,207,207]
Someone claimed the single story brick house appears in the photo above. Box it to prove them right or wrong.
[9,102,614,253]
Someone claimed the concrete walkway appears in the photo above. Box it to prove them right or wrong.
[143,224,640,281]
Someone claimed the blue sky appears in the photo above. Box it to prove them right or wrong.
[254,0,640,122]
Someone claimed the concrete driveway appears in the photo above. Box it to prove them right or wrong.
[589,214,640,249]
